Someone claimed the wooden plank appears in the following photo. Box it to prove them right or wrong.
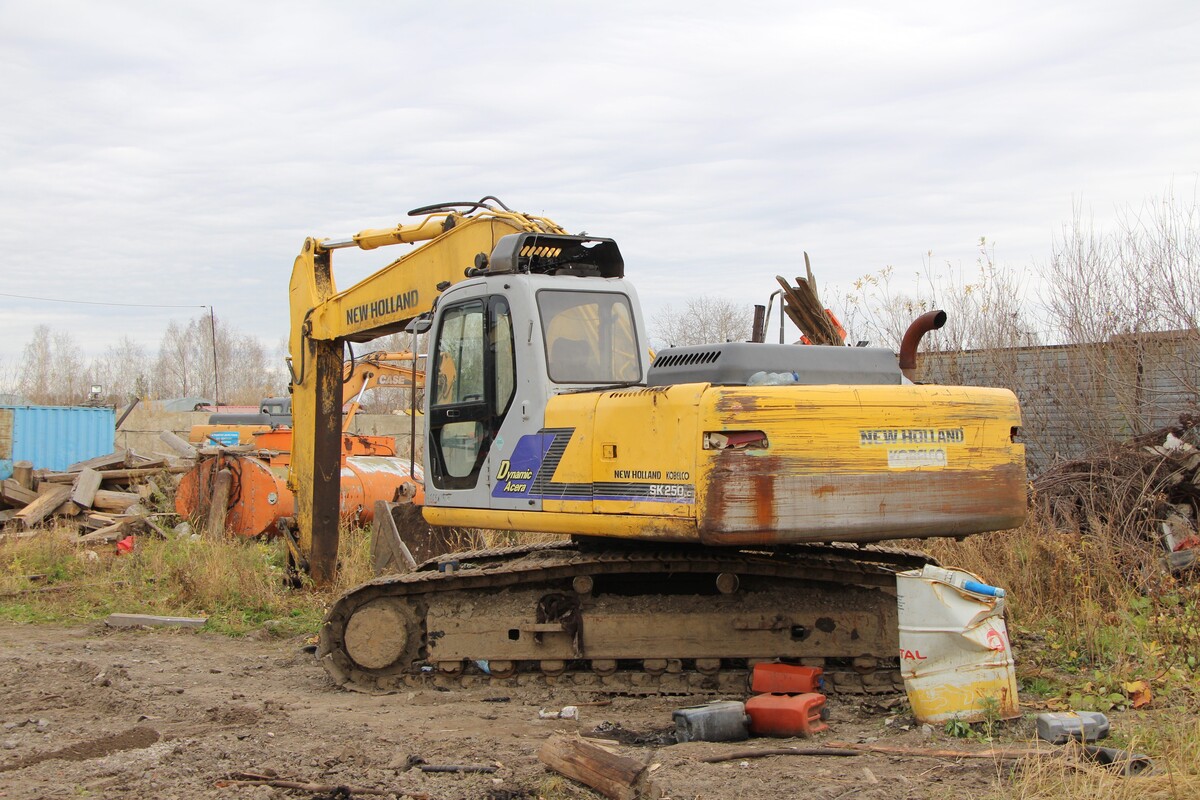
[83,512,117,530]
[71,468,104,508]
[15,485,72,529]
[538,736,662,800]
[124,458,167,471]
[1,479,39,508]
[77,515,145,543]
[66,450,132,473]
[105,613,207,629]
[0,509,15,524]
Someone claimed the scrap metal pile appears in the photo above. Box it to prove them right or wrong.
[1032,411,1200,573]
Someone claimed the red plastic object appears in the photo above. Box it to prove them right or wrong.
[746,693,829,737]
[751,662,823,694]
[116,535,136,554]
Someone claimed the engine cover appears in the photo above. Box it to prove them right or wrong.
[647,342,902,387]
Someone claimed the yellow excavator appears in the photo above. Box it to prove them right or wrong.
[288,198,1026,694]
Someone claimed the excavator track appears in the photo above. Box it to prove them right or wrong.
[319,540,933,696]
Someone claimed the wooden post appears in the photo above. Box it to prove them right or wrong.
[205,468,233,539]
[11,461,33,490]
[538,736,663,800]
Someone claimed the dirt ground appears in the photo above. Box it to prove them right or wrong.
[0,621,1021,799]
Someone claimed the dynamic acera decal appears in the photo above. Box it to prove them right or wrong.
[492,428,695,503]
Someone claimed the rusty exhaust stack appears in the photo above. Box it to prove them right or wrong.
[751,304,767,343]
[899,310,947,382]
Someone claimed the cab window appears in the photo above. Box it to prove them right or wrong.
[538,290,641,384]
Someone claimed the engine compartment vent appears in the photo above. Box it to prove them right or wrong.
[651,349,723,368]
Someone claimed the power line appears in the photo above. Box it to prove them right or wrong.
[0,291,207,309]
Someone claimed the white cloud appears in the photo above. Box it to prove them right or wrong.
[0,0,1197,363]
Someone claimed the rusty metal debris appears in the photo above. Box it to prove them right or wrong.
[1033,411,1200,574]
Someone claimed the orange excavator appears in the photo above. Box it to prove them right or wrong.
[188,351,424,446]
[176,352,426,538]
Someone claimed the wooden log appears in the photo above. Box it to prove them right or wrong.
[1,479,39,508]
[71,468,104,508]
[538,736,663,800]
[11,461,33,490]
[92,490,141,513]
[158,430,199,460]
[52,500,82,517]
[40,465,192,484]
[15,485,73,529]
[205,468,233,539]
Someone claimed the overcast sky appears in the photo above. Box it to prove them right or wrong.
[1,1,1197,370]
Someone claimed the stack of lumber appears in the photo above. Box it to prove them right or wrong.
[774,253,846,346]
[0,449,190,543]
[1033,412,1200,573]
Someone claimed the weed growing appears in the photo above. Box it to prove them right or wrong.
[0,522,380,637]
[919,504,1200,713]
[1004,715,1200,799]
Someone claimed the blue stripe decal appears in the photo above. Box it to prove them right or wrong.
[492,428,695,503]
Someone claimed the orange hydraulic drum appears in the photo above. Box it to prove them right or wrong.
[177,450,424,538]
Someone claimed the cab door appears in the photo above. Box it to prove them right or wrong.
[426,289,526,511]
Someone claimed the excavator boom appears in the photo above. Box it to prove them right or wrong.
[288,203,567,584]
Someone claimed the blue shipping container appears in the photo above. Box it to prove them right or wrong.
[0,406,116,479]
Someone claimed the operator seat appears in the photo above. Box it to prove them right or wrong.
[550,338,598,383]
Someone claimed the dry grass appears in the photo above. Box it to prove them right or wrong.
[0,522,393,636]
[1005,716,1200,799]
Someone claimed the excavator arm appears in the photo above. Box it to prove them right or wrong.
[287,202,567,585]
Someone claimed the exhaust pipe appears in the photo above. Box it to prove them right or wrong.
[899,310,947,382]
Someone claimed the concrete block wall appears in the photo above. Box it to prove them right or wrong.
[115,407,420,460]
[919,332,1200,474]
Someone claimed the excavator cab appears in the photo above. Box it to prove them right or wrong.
[422,234,650,514]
